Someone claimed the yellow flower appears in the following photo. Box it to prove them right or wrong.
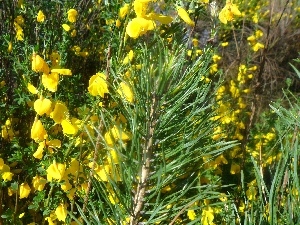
[27,83,38,94]
[47,162,66,182]
[246,186,257,200]
[67,9,78,23]
[221,42,229,47]
[146,13,173,24]
[62,23,71,31]
[119,3,130,19]
[126,17,155,39]
[177,6,195,26]
[15,15,24,25]
[252,42,264,52]
[104,125,131,146]
[46,139,62,148]
[134,0,150,18]
[50,51,60,67]
[2,172,14,181]
[187,209,196,220]
[34,97,52,116]
[31,119,47,142]
[230,162,240,174]
[37,10,45,22]
[32,175,47,191]
[70,29,77,37]
[116,19,121,28]
[45,213,57,225]
[123,50,134,64]
[219,1,241,24]
[88,72,109,97]
[50,102,68,124]
[61,118,79,135]
[91,162,111,181]
[42,72,59,92]
[33,142,45,159]
[55,203,67,222]
[107,149,120,164]
[19,183,31,199]
[32,53,50,74]
[117,82,134,103]
[14,22,24,41]
[51,68,72,75]
[201,207,214,225]
[7,41,12,52]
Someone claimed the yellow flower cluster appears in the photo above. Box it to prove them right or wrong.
[0,158,14,182]
[219,1,241,24]
[247,30,264,52]
[14,15,24,41]
[1,118,17,141]
[62,9,78,37]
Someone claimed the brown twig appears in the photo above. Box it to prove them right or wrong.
[130,93,157,225]
[169,201,196,225]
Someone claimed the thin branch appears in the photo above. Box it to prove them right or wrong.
[130,93,158,225]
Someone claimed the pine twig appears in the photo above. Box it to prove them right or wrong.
[130,93,158,225]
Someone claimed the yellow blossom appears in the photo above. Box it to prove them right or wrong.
[47,162,66,182]
[88,72,109,97]
[32,175,47,191]
[116,19,121,28]
[50,51,60,67]
[51,68,72,75]
[37,10,45,22]
[14,22,24,41]
[177,6,195,26]
[117,82,134,103]
[219,1,241,24]
[119,3,130,19]
[221,42,228,47]
[32,53,50,74]
[67,9,78,23]
[62,23,71,31]
[19,183,31,199]
[42,72,59,92]
[201,207,214,225]
[55,203,67,222]
[146,13,173,24]
[31,119,47,142]
[15,15,24,25]
[34,97,52,116]
[46,139,62,148]
[50,102,68,124]
[2,172,14,181]
[33,142,45,159]
[7,41,12,52]
[126,17,155,39]
[252,42,264,52]
[104,125,131,146]
[230,162,240,174]
[61,118,79,135]
[246,186,257,200]
[134,0,150,18]
[123,50,134,64]
[187,209,196,220]
[27,83,38,94]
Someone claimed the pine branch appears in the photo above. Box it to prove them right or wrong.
[130,92,158,225]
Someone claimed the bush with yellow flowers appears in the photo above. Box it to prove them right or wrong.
[1,0,300,225]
